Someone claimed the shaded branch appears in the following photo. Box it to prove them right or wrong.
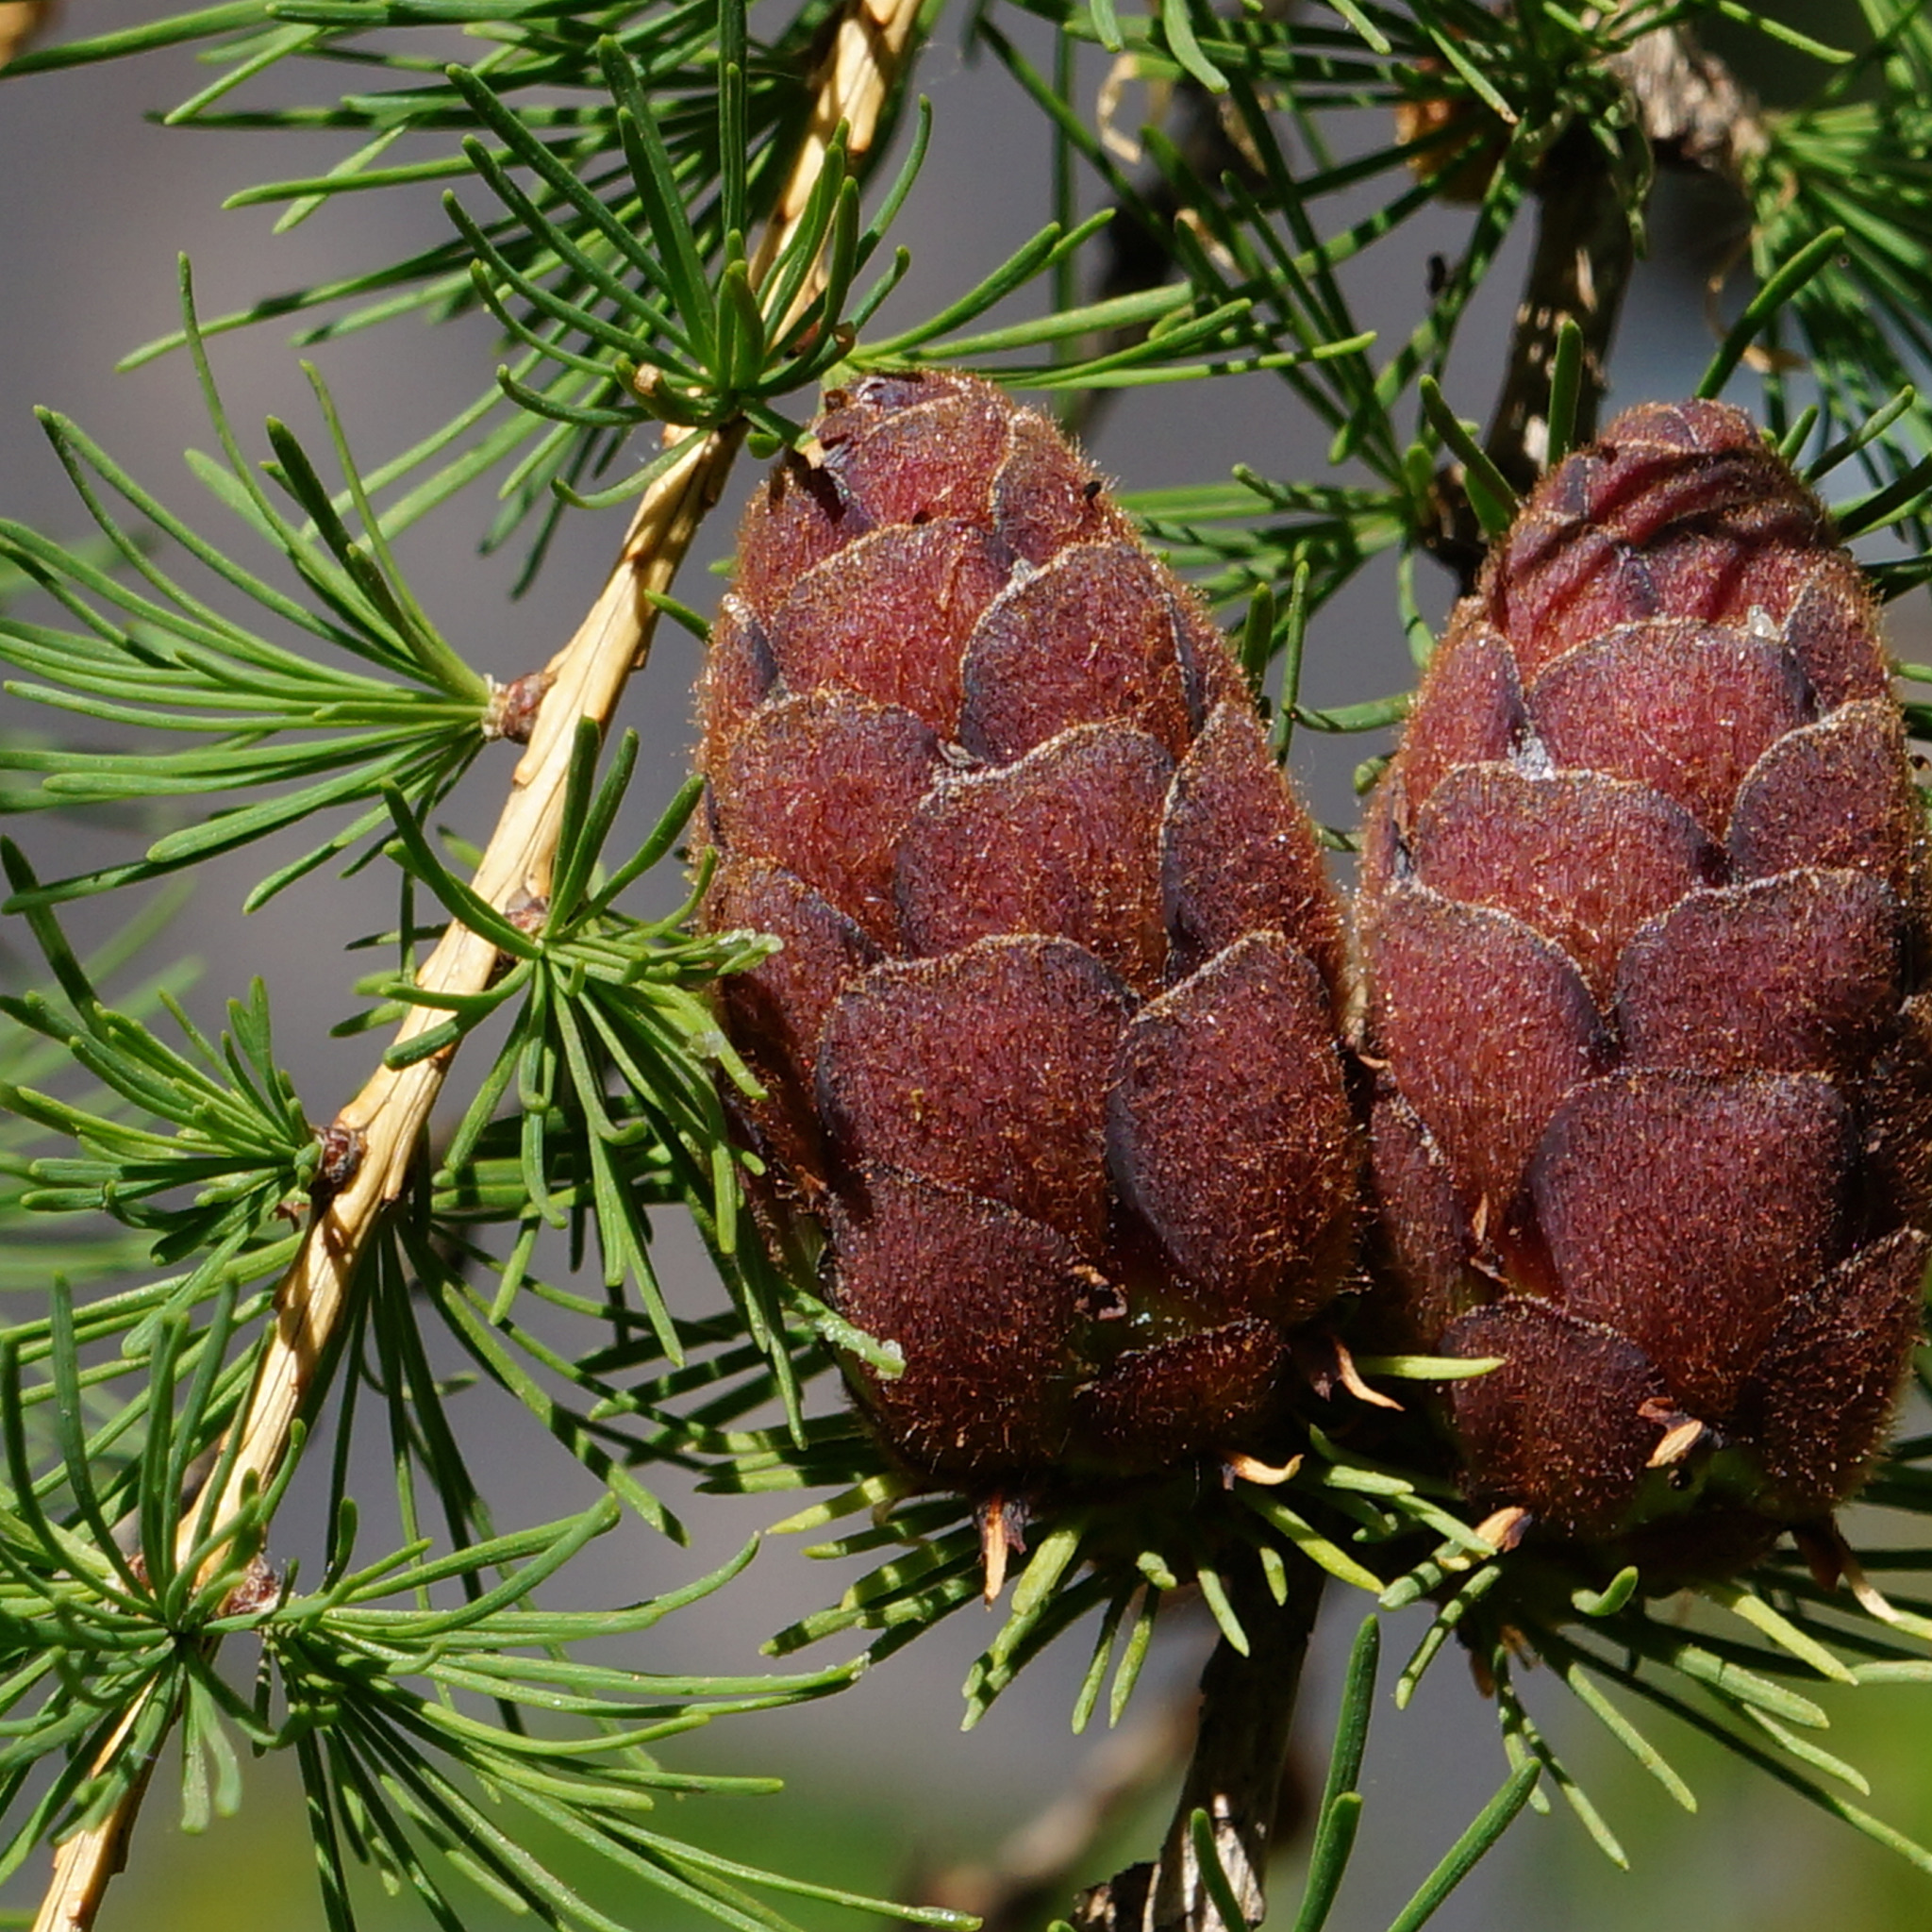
[1429,20,1767,587]
[1479,120,1638,501]
[918,1681,1203,1932]
[1078,1560,1324,1932]
[1487,22,1765,495]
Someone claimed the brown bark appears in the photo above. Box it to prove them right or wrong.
[1079,1560,1325,1932]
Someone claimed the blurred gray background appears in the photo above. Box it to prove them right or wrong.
[4,5,1930,1930]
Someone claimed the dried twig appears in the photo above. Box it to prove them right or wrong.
[28,4,924,1924]
[0,1,54,68]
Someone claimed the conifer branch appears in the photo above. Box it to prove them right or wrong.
[1483,20,1765,500]
[1149,1562,1323,1932]
[9,4,1932,1924]
[1437,20,1768,585]
[196,419,742,1533]
[25,3,924,1924]
[1478,122,1636,505]
[1079,1563,1324,1932]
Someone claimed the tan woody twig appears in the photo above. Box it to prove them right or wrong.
[0,1,55,69]
[31,3,923,1924]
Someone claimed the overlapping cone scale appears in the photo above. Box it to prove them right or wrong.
[696,373,1357,1487]
[1360,399,1932,1565]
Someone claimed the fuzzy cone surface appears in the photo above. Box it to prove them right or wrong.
[1360,399,1932,1566]
[695,373,1357,1487]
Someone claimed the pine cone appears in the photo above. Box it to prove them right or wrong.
[1360,400,1932,1566]
[696,373,1357,1488]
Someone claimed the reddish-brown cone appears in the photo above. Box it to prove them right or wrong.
[1360,400,1932,1562]
[698,373,1357,1487]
